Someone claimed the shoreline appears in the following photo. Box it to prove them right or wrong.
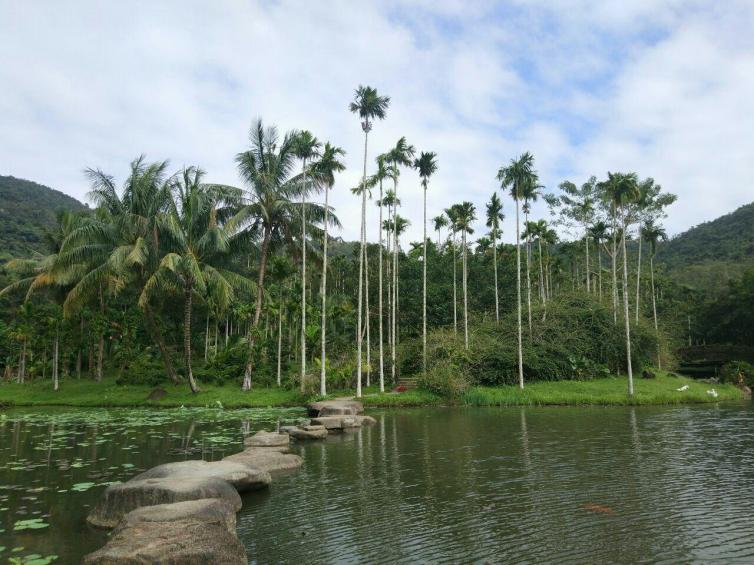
[0,373,746,409]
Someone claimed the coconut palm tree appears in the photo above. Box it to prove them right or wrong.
[445,206,460,336]
[349,85,390,398]
[433,214,448,248]
[310,142,346,396]
[643,219,667,369]
[486,193,504,323]
[385,137,415,385]
[454,202,476,349]
[414,151,438,375]
[292,130,321,392]
[59,157,181,384]
[233,119,336,391]
[601,171,641,396]
[146,167,245,393]
[498,152,537,390]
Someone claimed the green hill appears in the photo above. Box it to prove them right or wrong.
[656,201,754,292]
[0,175,87,261]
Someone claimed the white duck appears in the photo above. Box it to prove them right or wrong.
[707,388,718,398]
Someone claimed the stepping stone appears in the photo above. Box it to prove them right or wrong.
[87,477,242,529]
[223,448,303,475]
[82,519,246,564]
[244,430,290,448]
[311,415,377,430]
[307,399,364,417]
[114,498,238,534]
[131,460,271,492]
[289,426,328,440]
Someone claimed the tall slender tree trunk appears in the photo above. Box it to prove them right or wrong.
[76,315,83,379]
[515,200,524,389]
[301,158,308,393]
[204,313,210,362]
[524,211,533,336]
[53,325,60,391]
[378,182,385,392]
[597,246,603,302]
[635,227,643,322]
[242,228,271,391]
[538,238,545,304]
[493,226,500,324]
[650,254,661,369]
[462,229,469,350]
[620,206,634,396]
[422,183,428,374]
[143,303,178,384]
[356,130,369,398]
[96,285,104,383]
[611,206,618,324]
[391,179,398,386]
[184,284,199,393]
[452,228,458,336]
[320,183,330,396]
[365,242,371,388]
[18,339,27,383]
[277,300,283,387]
[585,232,591,294]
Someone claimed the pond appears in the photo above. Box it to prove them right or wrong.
[1,403,753,564]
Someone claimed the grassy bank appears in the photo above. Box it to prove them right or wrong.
[362,373,747,407]
[0,372,746,409]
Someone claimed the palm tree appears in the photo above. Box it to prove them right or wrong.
[521,178,542,334]
[60,157,181,384]
[486,193,504,323]
[558,177,597,293]
[643,219,667,369]
[498,152,537,390]
[454,202,476,349]
[349,85,390,398]
[588,221,609,302]
[601,171,641,396]
[292,130,321,392]
[373,155,395,393]
[445,206,459,336]
[146,167,244,393]
[414,151,438,375]
[433,214,448,247]
[310,142,346,396]
[385,137,415,385]
[392,214,410,373]
[233,120,336,391]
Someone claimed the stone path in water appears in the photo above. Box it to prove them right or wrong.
[82,399,374,564]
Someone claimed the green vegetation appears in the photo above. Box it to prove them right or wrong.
[362,373,745,407]
[0,175,87,261]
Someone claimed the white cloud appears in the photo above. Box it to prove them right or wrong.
[1,0,753,245]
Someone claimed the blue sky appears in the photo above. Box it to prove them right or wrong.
[2,0,753,243]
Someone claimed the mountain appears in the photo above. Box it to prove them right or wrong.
[656,201,754,292]
[0,175,88,261]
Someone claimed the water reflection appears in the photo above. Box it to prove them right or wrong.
[238,404,754,564]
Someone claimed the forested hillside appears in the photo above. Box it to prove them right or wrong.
[0,175,87,261]
[657,201,754,291]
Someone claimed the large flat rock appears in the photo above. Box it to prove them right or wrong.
[82,519,247,564]
[288,426,328,440]
[223,448,303,474]
[114,498,238,534]
[245,430,290,448]
[310,414,377,430]
[307,399,364,417]
[131,460,271,492]
[87,477,242,529]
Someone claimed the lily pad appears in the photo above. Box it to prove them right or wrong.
[13,518,49,531]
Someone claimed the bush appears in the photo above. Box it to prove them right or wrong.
[115,352,168,387]
[417,363,469,397]
[719,360,754,388]
[400,292,659,388]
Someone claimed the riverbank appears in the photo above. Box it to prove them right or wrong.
[362,373,747,407]
[0,372,745,408]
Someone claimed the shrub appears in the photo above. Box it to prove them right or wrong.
[417,363,469,398]
[115,352,168,387]
[719,360,754,388]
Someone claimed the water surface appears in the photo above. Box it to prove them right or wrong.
[1,403,753,564]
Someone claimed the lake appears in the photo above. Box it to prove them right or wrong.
[1,403,753,564]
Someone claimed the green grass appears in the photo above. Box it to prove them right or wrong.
[362,372,746,407]
[0,372,745,409]
[0,378,310,408]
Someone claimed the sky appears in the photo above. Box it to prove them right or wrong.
[2,0,753,244]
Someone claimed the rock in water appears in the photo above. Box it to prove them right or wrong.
[82,519,247,564]
[223,448,303,475]
[289,426,328,440]
[87,477,242,529]
[147,387,168,401]
[307,399,364,417]
[114,499,238,534]
[131,460,271,492]
[310,415,377,430]
[245,430,290,448]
